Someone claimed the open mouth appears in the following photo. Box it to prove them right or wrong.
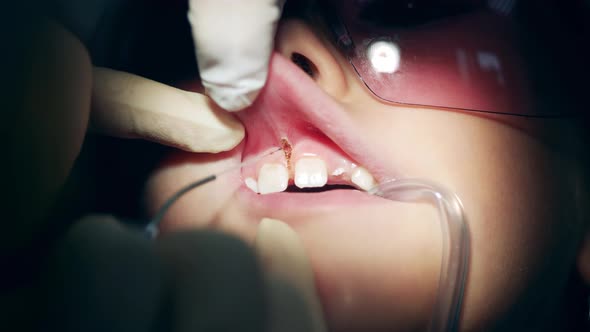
[149,52,441,332]
[236,53,393,202]
[231,53,416,330]
[285,184,356,193]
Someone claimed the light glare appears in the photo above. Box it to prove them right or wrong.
[367,40,401,74]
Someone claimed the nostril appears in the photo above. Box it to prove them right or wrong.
[291,53,317,78]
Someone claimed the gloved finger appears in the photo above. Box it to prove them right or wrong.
[255,218,327,332]
[188,0,285,111]
[91,67,245,153]
[43,215,163,332]
[155,230,267,332]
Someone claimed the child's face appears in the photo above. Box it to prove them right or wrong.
[144,8,589,332]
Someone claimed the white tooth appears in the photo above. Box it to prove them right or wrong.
[245,177,259,193]
[294,158,328,189]
[332,167,345,176]
[258,163,289,194]
[351,166,377,191]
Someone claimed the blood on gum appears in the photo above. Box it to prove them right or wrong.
[280,137,293,170]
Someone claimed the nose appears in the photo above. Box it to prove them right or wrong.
[275,19,350,100]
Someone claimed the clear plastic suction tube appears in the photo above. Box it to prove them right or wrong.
[147,161,469,332]
[369,179,470,332]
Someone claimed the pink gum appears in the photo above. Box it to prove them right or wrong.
[235,69,365,187]
[241,137,360,186]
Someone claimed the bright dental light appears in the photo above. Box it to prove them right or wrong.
[367,40,401,74]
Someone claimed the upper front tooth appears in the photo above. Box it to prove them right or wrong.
[351,166,377,191]
[245,177,259,193]
[258,163,289,194]
[294,157,328,188]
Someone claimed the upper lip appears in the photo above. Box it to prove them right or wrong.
[237,52,390,183]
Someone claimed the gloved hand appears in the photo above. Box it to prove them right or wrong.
[42,216,326,332]
[188,0,285,111]
[44,216,267,332]
[91,67,245,153]
[4,6,325,332]
[50,0,247,153]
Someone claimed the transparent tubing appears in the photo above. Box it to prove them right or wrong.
[146,163,469,331]
[369,179,470,332]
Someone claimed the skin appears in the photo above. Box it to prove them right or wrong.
[4,13,268,332]
[8,4,586,331]
[145,17,590,332]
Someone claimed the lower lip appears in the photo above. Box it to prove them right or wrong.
[237,185,387,213]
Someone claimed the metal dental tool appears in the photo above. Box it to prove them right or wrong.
[144,147,283,238]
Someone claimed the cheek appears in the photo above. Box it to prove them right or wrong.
[348,103,578,328]
[456,131,578,329]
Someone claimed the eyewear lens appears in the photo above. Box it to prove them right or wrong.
[314,0,569,117]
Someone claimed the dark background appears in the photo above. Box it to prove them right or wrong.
[1,1,589,331]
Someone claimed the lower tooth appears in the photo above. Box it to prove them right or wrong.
[258,163,289,194]
[351,167,377,191]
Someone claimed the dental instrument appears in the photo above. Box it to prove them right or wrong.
[144,147,283,238]
[145,154,469,332]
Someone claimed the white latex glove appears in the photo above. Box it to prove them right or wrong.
[255,218,327,332]
[53,0,247,152]
[92,67,245,153]
[188,0,285,111]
